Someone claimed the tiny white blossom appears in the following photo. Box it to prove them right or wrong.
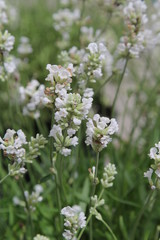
[86,114,118,152]
[61,205,86,240]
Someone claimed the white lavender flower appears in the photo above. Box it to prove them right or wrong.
[4,55,17,73]
[61,205,86,240]
[85,114,118,152]
[49,87,93,156]
[33,235,50,240]
[49,124,78,157]
[0,129,27,161]
[17,36,33,55]
[0,129,47,177]
[144,142,160,190]
[144,168,153,181]
[19,79,51,119]
[116,0,150,59]
[149,142,160,161]
[123,0,148,27]
[84,42,110,84]
[53,8,80,32]
[80,26,101,45]
[0,30,15,52]
[13,185,43,212]
[45,64,73,99]
[0,0,8,26]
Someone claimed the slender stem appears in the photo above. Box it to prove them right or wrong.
[52,153,63,232]
[59,154,67,203]
[98,188,104,201]
[55,170,63,230]
[78,188,104,240]
[130,190,154,240]
[0,173,10,184]
[112,56,129,117]
[101,219,118,240]
[58,130,68,203]
[89,218,93,240]
[50,110,55,164]
[77,213,93,240]
[19,180,34,238]
[93,152,100,195]
[49,109,63,232]
[90,152,100,240]
[81,0,86,18]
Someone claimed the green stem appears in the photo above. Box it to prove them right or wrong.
[19,180,34,238]
[101,219,118,240]
[49,109,63,232]
[93,152,100,195]
[59,154,67,203]
[0,173,10,184]
[130,190,154,240]
[78,188,104,240]
[81,0,86,18]
[52,153,63,232]
[98,188,104,201]
[112,56,129,117]
[55,169,63,230]
[50,110,55,164]
[77,213,93,240]
[90,152,100,240]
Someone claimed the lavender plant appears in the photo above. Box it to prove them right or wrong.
[1,0,160,239]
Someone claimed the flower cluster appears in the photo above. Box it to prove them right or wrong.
[53,8,80,33]
[59,46,85,67]
[45,63,73,100]
[53,8,80,48]
[117,0,150,58]
[90,195,105,221]
[0,0,8,28]
[91,195,105,208]
[101,163,117,188]
[0,30,15,52]
[49,88,93,156]
[17,36,33,56]
[33,235,50,240]
[0,129,27,176]
[59,0,78,7]
[46,61,94,156]
[85,42,110,81]
[0,129,47,177]
[0,1,17,81]
[148,1,160,47]
[80,26,101,46]
[0,129,26,161]
[61,205,86,240]
[27,134,48,162]
[13,184,43,212]
[19,79,51,119]
[58,42,113,91]
[85,114,118,152]
[144,142,160,190]
[0,30,16,80]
